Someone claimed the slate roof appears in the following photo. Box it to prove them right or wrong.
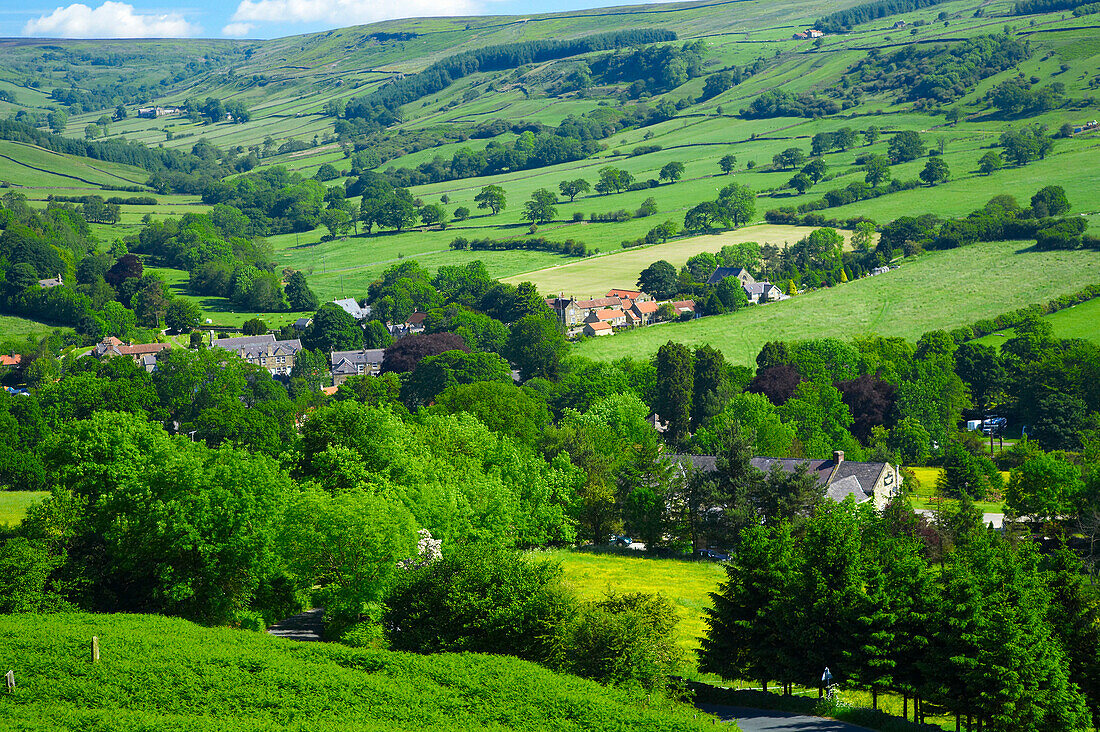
[213,334,276,350]
[333,297,368,320]
[294,317,313,330]
[330,349,385,375]
[671,453,889,506]
[706,267,755,286]
[575,296,623,310]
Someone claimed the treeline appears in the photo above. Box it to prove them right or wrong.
[450,236,593,257]
[380,105,673,187]
[816,0,948,32]
[0,119,218,177]
[740,88,841,119]
[952,282,1100,342]
[200,167,328,234]
[344,29,676,126]
[877,186,1097,253]
[133,207,318,313]
[701,500,1099,727]
[50,194,157,206]
[846,34,1030,104]
[1015,0,1092,13]
[589,40,706,98]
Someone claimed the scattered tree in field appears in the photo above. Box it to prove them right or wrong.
[772,147,807,170]
[1031,185,1070,217]
[789,173,812,194]
[802,158,828,184]
[522,189,558,224]
[684,201,722,232]
[978,150,1003,175]
[419,203,447,229]
[717,182,755,227]
[452,206,470,221]
[919,157,950,186]
[659,161,685,183]
[719,154,737,174]
[863,126,879,146]
[863,154,892,187]
[558,178,590,202]
[887,130,923,163]
[595,167,634,195]
[474,185,507,214]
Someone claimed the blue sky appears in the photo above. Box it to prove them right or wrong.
[3,0,668,40]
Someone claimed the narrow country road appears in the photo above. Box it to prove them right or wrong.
[267,608,325,641]
[697,704,876,732]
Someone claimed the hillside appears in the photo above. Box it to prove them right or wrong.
[0,613,716,732]
[0,0,1098,350]
[574,240,1100,364]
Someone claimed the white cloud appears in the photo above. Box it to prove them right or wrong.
[229,0,476,28]
[23,1,199,37]
[221,21,254,36]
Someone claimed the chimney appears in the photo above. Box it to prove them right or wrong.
[833,450,844,465]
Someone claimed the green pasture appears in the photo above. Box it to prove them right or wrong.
[574,240,1100,364]
[0,314,69,341]
[0,491,48,526]
[501,223,851,296]
[0,612,715,732]
[539,548,725,662]
[905,467,1008,514]
[975,296,1100,349]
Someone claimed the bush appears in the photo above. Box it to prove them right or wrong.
[384,544,574,663]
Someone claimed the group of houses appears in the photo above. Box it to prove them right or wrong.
[548,268,791,339]
[545,290,697,338]
[792,28,824,39]
[136,105,184,119]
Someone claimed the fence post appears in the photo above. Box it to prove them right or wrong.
[91,636,100,664]
[4,670,13,692]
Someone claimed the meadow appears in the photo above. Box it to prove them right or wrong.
[976,296,1100,349]
[539,548,725,663]
[0,492,48,526]
[501,224,854,296]
[575,240,1100,364]
[0,613,716,732]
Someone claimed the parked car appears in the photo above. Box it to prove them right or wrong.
[695,549,729,561]
[609,535,633,547]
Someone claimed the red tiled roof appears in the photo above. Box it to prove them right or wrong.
[593,308,625,321]
[607,289,643,300]
[117,343,172,356]
[586,321,613,331]
[575,296,622,309]
[633,301,659,314]
[0,355,22,367]
[406,312,428,326]
[671,300,696,310]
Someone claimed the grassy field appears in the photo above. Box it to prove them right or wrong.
[975,296,1100,350]
[0,612,715,731]
[905,467,1007,514]
[575,240,1100,364]
[0,314,69,342]
[502,224,853,296]
[540,548,725,664]
[0,491,48,526]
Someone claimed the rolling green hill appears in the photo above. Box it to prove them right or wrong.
[0,0,1097,348]
[0,613,716,732]
[573,240,1100,364]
